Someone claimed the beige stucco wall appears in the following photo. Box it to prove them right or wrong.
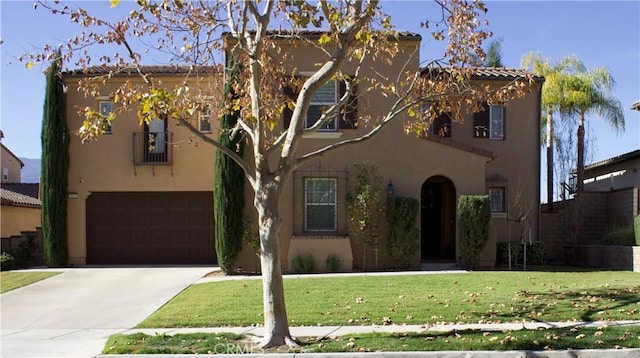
[64,74,221,265]
[1,205,41,238]
[1,145,23,183]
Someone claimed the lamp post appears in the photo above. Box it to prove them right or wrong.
[387,181,395,196]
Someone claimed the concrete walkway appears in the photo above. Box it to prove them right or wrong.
[1,267,215,358]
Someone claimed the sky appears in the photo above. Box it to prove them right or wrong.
[1,1,639,185]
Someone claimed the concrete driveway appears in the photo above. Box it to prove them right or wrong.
[1,267,215,358]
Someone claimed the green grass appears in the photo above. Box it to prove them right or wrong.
[104,326,640,354]
[0,271,61,294]
[139,270,639,328]
[103,333,245,354]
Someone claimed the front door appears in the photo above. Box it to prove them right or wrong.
[421,176,456,260]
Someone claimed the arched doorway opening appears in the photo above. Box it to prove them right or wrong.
[421,176,456,261]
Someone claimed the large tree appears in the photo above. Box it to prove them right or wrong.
[41,52,69,267]
[521,53,584,208]
[29,0,532,348]
[562,67,624,193]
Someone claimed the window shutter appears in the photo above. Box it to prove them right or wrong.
[473,102,490,138]
[282,78,300,129]
[339,79,358,129]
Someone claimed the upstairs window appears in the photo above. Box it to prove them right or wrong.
[2,168,8,181]
[307,80,338,131]
[432,112,452,137]
[474,102,505,140]
[198,102,213,133]
[99,101,113,134]
[283,77,358,130]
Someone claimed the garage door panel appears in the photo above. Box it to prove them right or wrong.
[86,192,216,265]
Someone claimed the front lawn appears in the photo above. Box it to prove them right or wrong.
[0,271,61,293]
[139,270,639,328]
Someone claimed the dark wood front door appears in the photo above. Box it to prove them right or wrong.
[86,192,216,265]
[421,176,456,260]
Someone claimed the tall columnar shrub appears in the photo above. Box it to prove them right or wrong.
[634,215,640,246]
[346,162,383,271]
[386,196,419,269]
[214,57,245,274]
[41,52,69,267]
[457,195,490,269]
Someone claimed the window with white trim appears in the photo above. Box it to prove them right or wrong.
[304,178,337,231]
[198,102,213,133]
[489,105,504,140]
[306,80,338,131]
[489,187,505,213]
[99,101,113,134]
[2,168,8,181]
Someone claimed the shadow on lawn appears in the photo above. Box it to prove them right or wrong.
[475,285,640,323]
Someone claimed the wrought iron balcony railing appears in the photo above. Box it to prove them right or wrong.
[133,132,173,165]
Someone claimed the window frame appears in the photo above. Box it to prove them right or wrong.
[489,187,506,213]
[304,177,338,232]
[489,104,504,140]
[2,168,8,181]
[306,79,339,132]
[432,112,452,138]
[99,100,113,134]
[198,101,213,133]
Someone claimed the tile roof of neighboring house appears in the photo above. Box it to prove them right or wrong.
[63,64,222,77]
[422,66,544,82]
[1,143,25,168]
[582,149,640,172]
[632,100,640,111]
[222,30,422,41]
[1,183,41,207]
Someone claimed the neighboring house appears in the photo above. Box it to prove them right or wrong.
[582,150,640,193]
[1,136,41,239]
[1,142,24,183]
[63,34,543,270]
[1,183,41,238]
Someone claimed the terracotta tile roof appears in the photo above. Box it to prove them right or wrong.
[422,66,544,82]
[63,64,221,77]
[1,183,41,207]
[223,30,422,41]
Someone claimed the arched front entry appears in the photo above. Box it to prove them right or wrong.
[421,176,456,260]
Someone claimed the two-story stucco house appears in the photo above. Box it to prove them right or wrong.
[62,33,543,270]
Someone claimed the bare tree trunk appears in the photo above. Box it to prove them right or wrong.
[546,108,554,210]
[255,183,298,348]
[576,113,585,194]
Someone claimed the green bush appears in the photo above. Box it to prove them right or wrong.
[385,196,419,268]
[1,252,15,271]
[326,254,341,272]
[603,224,635,246]
[292,254,315,273]
[496,241,545,266]
[634,215,640,246]
[457,195,490,270]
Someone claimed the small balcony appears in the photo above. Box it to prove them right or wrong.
[133,132,173,165]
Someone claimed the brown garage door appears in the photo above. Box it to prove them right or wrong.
[86,192,216,265]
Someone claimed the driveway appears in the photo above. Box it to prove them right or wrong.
[1,267,215,358]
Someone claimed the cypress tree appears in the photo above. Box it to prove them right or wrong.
[214,55,245,274]
[41,52,69,267]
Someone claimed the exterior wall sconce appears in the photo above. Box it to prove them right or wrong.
[387,180,395,196]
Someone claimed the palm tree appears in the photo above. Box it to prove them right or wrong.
[562,67,625,193]
[521,52,585,209]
